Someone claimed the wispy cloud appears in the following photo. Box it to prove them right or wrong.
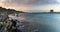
[3,0,58,5]
[0,0,60,12]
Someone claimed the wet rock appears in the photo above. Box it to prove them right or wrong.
[10,19,17,27]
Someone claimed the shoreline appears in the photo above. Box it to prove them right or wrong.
[19,12,60,14]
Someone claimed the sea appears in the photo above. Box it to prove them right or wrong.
[9,13,60,32]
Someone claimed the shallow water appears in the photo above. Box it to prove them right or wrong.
[9,13,60,32]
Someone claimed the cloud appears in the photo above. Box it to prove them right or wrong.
[3,0,58,5]
[0,0,60,12]
[0,0,59,7]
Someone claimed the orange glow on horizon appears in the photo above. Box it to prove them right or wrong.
[19,6,28,12]
[0,2,29,12]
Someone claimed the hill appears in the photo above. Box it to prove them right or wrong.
[0,7,24,14]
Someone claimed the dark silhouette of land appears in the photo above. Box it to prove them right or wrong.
[0,7,24,14]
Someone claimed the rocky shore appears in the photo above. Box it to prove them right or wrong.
[0,13,39,32]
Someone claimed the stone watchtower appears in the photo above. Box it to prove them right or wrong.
[50,9,54,13]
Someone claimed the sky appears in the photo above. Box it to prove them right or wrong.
[0,0,60,12]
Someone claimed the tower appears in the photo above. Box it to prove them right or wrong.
[50,9,54,13]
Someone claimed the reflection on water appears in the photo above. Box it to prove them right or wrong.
[9,13,60,32]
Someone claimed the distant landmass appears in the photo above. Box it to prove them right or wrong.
[25,9,60,14]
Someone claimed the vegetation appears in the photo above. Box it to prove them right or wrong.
[0,7,24,14]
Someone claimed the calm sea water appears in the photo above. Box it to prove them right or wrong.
[19,13,60,32]
[9,13,60,32]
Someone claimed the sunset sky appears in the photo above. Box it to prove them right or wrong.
[0,0,60,12]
